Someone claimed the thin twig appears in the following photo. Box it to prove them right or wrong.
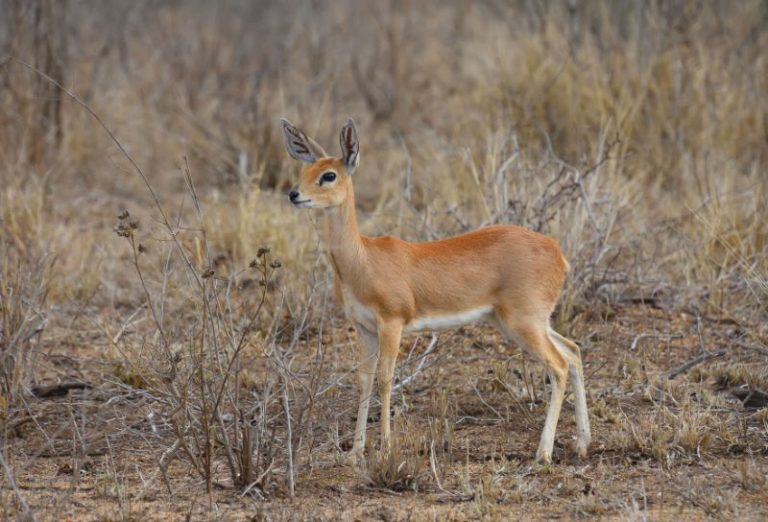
[730,338,768,357]
[630,332,683,351]
[393,333,438,392]
[471,381,505,422]
[429,440,446,493]
[111,304,146,345]
[240,459,274,499]
[281,372,295,498]
[157,438,180,497]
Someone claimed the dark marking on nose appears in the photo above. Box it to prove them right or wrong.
[289,190,299,202]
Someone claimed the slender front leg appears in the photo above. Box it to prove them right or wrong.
[350,323,379,461]
[376,320,403,451]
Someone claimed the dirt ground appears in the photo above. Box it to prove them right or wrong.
[3,303,767,521]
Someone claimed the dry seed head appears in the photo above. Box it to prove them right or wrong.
[113,222,132,238]
[257,246,270,257]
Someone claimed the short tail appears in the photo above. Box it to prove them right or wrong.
[547,327,581,366]
[548,328,579,352]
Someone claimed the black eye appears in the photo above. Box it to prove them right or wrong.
[320,171,337,184]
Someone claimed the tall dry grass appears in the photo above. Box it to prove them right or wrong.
[1,0,764,325]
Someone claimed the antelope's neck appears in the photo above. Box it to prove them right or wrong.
[325,184,366,285]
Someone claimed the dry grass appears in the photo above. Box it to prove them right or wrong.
[1,0,767,519]
[362,417,428,493]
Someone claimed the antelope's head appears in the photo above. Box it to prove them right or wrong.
[281,119,360,209]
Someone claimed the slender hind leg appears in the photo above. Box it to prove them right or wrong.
[548,328,591,458]
[496,314,569,463]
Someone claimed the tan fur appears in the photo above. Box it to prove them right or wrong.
[283,120,590,464]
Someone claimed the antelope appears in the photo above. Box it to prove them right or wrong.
[281,118,590,464]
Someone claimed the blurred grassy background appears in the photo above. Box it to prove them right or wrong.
[0,0,766,327]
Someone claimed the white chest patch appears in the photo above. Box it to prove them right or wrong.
[342,288,377,332]
[404,306,493,334]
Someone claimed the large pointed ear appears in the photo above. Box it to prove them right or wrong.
[339,119,360,173]
[281,119,327,163]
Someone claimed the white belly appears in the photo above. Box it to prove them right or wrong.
[342,285,492,334]
[404,306,493,334]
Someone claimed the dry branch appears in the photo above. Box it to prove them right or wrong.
[31,382,92,398]
[664,350,726,380]
[731,387,768,409]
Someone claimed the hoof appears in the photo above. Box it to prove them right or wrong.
[575,431,591,459]
[576,440,590,459]
[535,450,553,465]
[342,448,365,466]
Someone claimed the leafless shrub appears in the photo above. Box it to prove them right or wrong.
[112,194,282,494]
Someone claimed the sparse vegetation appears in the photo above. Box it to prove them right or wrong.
[362,418,428,492]
[1,0,767,519]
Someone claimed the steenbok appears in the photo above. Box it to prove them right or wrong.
[281,118,590,464]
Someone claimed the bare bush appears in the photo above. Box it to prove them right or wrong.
[111,188,282,494]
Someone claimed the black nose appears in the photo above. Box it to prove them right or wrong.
[289,190,299,202]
